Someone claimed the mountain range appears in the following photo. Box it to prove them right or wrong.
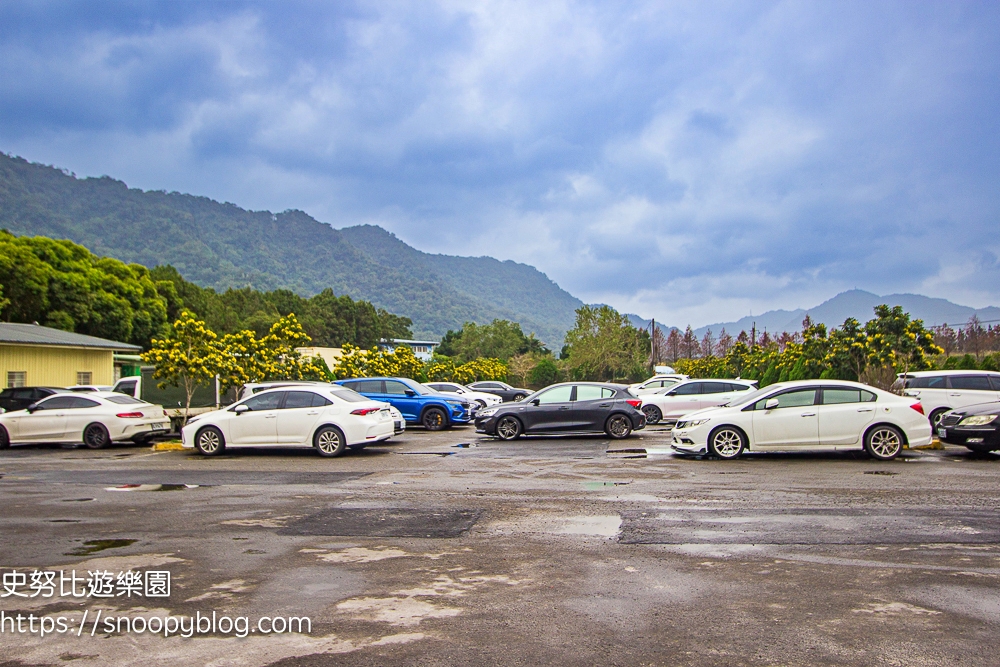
[0,153,582,346]
[629,289,1000,338]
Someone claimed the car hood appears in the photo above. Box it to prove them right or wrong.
[679,405,730,420]
[947,401,1000,417]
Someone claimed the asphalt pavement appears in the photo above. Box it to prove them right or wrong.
[2,424,999,666]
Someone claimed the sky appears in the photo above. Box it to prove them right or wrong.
[2,0,999,328]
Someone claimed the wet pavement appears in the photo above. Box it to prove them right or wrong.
[1,425,1000,665]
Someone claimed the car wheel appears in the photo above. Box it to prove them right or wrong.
[641,405,662,425]
[83,423,111,450]
[605,414,633,439]
[495,416,522,440]
[512,393,527,402]
[422,407,448,431]
[708,426,746,460]
[195,426,226,456]
[928,408,948,429]
[314,426,346,457]
[0,425,8,449]
[865,425,903,460]
[476,399,487,408]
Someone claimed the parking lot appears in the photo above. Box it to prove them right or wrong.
[2,424,1000,666]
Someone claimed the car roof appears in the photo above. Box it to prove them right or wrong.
[899,370,999,377]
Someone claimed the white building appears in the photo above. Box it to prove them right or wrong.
[378,339,440,362]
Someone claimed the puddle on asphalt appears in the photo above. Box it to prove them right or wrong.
[61,498,95,503]
[452,443,477,448]
[399,452,454,457]
[48,519,82,523]
[863,471,899,476]
[64,539,137,556]
[557,515,623,537]
[583,481,632,490]
[105,484,205,492]
[244,549,267,555]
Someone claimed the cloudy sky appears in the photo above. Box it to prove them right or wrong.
[2,1,998,327]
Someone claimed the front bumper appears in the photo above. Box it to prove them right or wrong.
[939,425,1000,448]
[671,424,710,454]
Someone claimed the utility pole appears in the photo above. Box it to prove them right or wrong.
[751,322,756,348]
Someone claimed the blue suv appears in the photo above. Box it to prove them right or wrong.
[335,377,473,430]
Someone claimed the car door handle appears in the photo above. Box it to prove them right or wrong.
[265,414,277,419]
[801,412,816,417]
[306,411,319,415]
[558,406,571,410]
[598,403,611,407]
[949,393,962,397]
[857,408,874,413]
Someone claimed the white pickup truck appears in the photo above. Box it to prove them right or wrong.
[112,369,235,432]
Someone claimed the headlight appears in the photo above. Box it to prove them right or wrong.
[959,414,998,426]
[478,407,499,418]
[677,418,710,428]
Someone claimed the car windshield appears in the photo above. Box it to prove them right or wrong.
[726,385,782,407]
[329,388,369,403]
[105,395,146,405]
[407,382,432,395]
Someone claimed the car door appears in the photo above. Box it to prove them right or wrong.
[817,387,877,446]
[14,395,73,441]
[383,380,422,421]
[947,375,999,410]
[697,381,737,410]
[573,385,616,431]
[522,385,575,432]
[751,388,820,447]
[63,396,103,442]
[659,382,703,419]
[276,391,330,445]
[228,391,282,445]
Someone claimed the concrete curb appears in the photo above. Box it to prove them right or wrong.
[151,441,185,452]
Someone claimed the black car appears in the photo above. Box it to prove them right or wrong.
[474,382,645,440]
[937,402,1000,453]
[0,387,65,412]
[467,381,531,402]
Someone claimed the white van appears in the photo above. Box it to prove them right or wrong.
[895,370,1000,427]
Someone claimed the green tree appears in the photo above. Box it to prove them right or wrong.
[529,356,559,387]
[562,305,648,381]
[825,317,870,381]
[865,305,942,385]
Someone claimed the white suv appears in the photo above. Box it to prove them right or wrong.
[629,374,690,395]
[895,371,1000,428]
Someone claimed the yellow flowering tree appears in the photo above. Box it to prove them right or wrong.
[142,311,224,418]
[332,343,423,379]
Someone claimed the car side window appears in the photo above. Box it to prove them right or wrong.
[478,383,501,390]
[537,385,573,404]
[603,388,616,398]
[575,385,604,401]
[34,396,77,410]
[242,392,283,411]
[283,391,318,409]
[312,393,333,407]
[354,380,384,393]
[949,375,993,391]
[384,381,410,395]
[114,381,137,395]
[822,388,863,404]
[755,389,817,410]
[13,389,35,400]
[699,382,728,394]
[991,376,1000,391]
[67,397,100,409]
[671,383,701,396]
[909,375,946,389]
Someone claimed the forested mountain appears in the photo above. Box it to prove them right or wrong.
[0,153,582,344]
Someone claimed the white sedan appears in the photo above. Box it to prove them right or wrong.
[181,386,394,457]
[0,392,170,449]
[671,379,932,460]
[628,374,689,395]
[423,382,502,408]
[639,379,757,424]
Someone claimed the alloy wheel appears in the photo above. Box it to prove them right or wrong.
[607,415,632,439]
[867,427,902,459]
[198,430,221,454]
[316,429,341,455]
[710,428,744,459]
[496,416,521,440]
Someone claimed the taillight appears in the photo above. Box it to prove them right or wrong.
[626,399,642,409]
[116,412,144,418]
[910,403,924,415]
[351,407,380,416]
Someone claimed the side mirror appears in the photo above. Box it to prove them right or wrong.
[405,390,417,397]
[234,404,250,415]
[764,398,779,410]
[26,402,38,413]
[530,398,540,406]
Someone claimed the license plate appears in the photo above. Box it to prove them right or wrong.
[937,428,946,438]
[152,422,169,430]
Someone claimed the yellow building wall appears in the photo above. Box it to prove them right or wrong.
[0,345,115,387]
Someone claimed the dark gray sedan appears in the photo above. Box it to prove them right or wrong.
[467,381,531,402]
[474,382,645,440]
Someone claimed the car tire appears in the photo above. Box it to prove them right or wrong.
[495,415,522,440]
[476,399,487,409]
[641,405,662,425]
[928,408,949,429]
[314,425,346,457]
[83,423,111,450]
[0,425,9,449]
[605,414,633,439]
[512,393,527,402]
[864,424,903,460]
[708,426,746,460]
[194,426,226,456]
[422,407,448,431]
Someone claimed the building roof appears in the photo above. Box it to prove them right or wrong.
[0,323,142,352]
